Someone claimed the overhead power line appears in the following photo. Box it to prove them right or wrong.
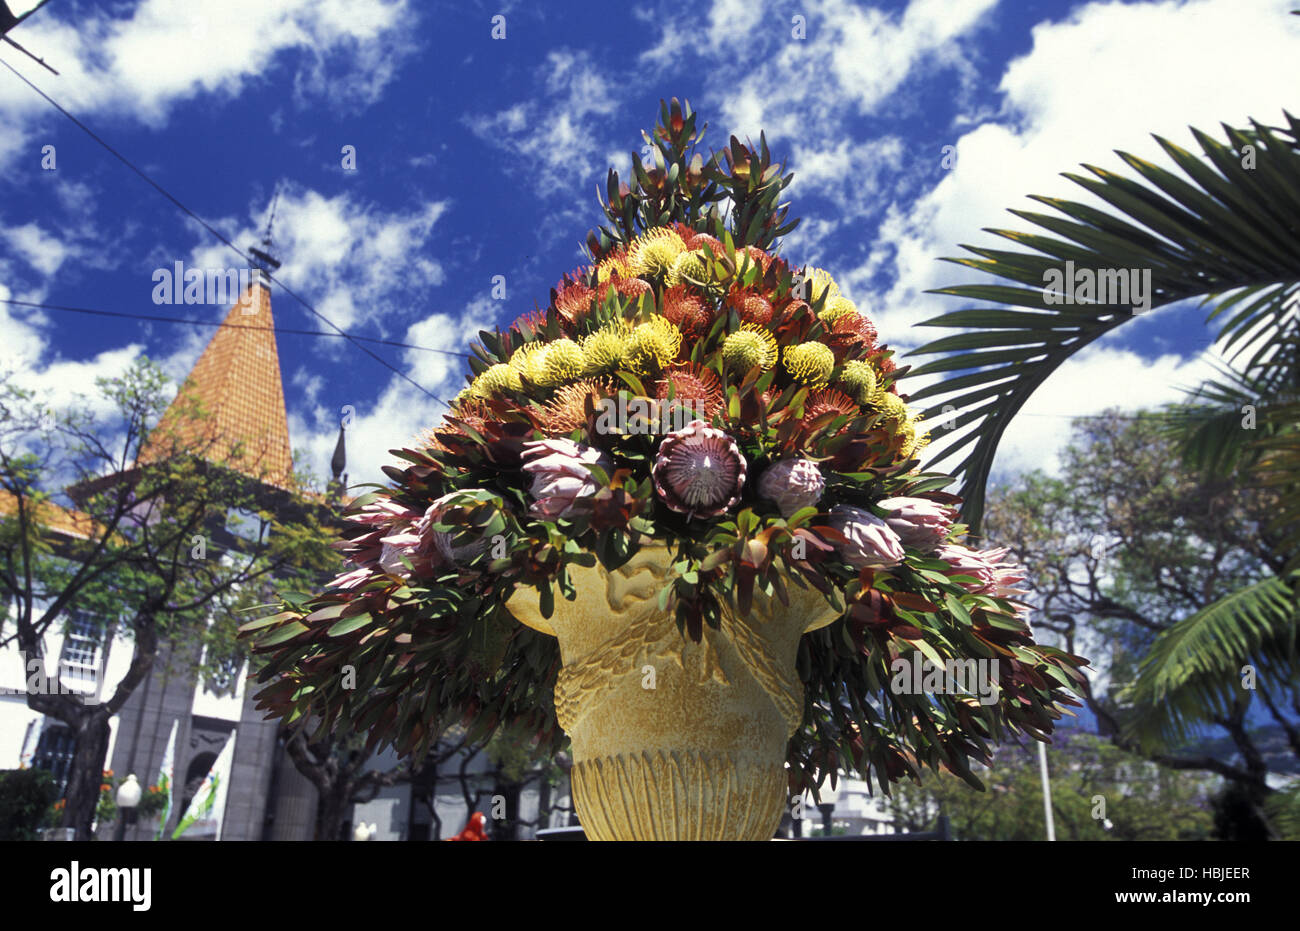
[2,298,473,357]
[0,54,454,405]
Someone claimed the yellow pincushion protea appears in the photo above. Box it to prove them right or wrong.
[594,253,633,285]
[899,416,931,460]
[803,266,840,305]
[581,321,633,373]
[508,342,548,382]
[534,338,588,387]
[818,295,858,325]
[666,249,709,287]
[625,316,683,374]
[872,390,912,428]
[837,359,878,404]
[627,228,687,278]
[782,342,835,388]
[468,363,522,399]
[721,325,778,374]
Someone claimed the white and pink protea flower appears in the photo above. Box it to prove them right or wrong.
[382,492,494,574]
[652,420,747,519]
[757,458,824,517]
[985,548,1033,623]
[878,496,956,552]
[521,438,612,520]
[347,497,419,528]
[829,504,906,569]
[937,542,1034,617]
[935,543,999,592]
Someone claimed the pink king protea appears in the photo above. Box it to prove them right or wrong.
[521,438,612,520]
[757,458,825,517]
[829,504,906,569]
[935,543,1000,592]
[878,496,956,552]
[652,420,747,519]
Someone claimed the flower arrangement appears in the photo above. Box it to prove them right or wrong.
[245,100,1086,795]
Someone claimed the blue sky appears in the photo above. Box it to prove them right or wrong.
[1,0,1297,490]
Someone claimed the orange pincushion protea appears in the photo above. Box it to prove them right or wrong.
[600,276,653,302]
[804,388,859,422]
[510,308,548,336]
[684,231,724,254]
[661,285,713,338]
[554,279,597,327]
[655,362,724,416]
[831,312,878,349]
[542,378,610,434]
[728,290,773,326]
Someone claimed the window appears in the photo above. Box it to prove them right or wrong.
[31,725,76,795]
[59,613,105,687]
[204,654,244,697]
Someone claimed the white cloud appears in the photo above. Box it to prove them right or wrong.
[0,0,416,168]
[465,50,618,202]
[873,0,1300,339]
[2,222,73,276]
[289,297,498,486]
[0,277,142,422]
[185,187,448,334]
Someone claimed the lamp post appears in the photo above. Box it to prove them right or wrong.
[1037,742,1055,842]
[114,774,141,842]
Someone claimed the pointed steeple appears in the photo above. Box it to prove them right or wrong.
[328,424,347,501]
[139,208,293,486]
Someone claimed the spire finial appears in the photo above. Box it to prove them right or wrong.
[249,187,282,282]
[329,423,348,500]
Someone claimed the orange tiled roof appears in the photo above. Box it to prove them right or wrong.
[0,489,98,541]
[138,279,295,486]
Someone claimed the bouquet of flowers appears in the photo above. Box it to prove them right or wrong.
[246,100,1086,794]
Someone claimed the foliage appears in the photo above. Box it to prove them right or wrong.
[983,410,1298,824]
[909,113,1300,538]
[0,357,339,838]
[883,731,1216,841]
[0,767,58,841]
[246,100,1087,795]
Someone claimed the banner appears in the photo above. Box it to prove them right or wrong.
[155,720,177,841]
[171,731,235,841]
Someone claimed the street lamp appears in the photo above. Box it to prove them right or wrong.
[114,774,141,842]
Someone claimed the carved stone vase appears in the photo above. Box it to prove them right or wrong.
[505,545,839,841]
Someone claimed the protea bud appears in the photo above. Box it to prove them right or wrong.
[757,458,825,517]
[878,496,956,552]
[829,504,905,569]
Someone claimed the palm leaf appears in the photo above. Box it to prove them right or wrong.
[909,114,1300,531]
[1123,576,1298,749]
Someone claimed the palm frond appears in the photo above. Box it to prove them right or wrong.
[909,114,1300,530]
[1123,576,1298,750]
[1253,399,1300,575]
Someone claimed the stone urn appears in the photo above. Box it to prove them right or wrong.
[505,545,840,840]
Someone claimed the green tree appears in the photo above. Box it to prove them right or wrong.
[884,731,1216,841]
[983,410,1294,834]
[0,358,335,839]
[909,111,1300,829]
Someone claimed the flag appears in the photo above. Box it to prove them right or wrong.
[18,717,42,769]
[171,730,236,841]
[154,720,178,841]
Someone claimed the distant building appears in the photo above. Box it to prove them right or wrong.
[1,251,570,840]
